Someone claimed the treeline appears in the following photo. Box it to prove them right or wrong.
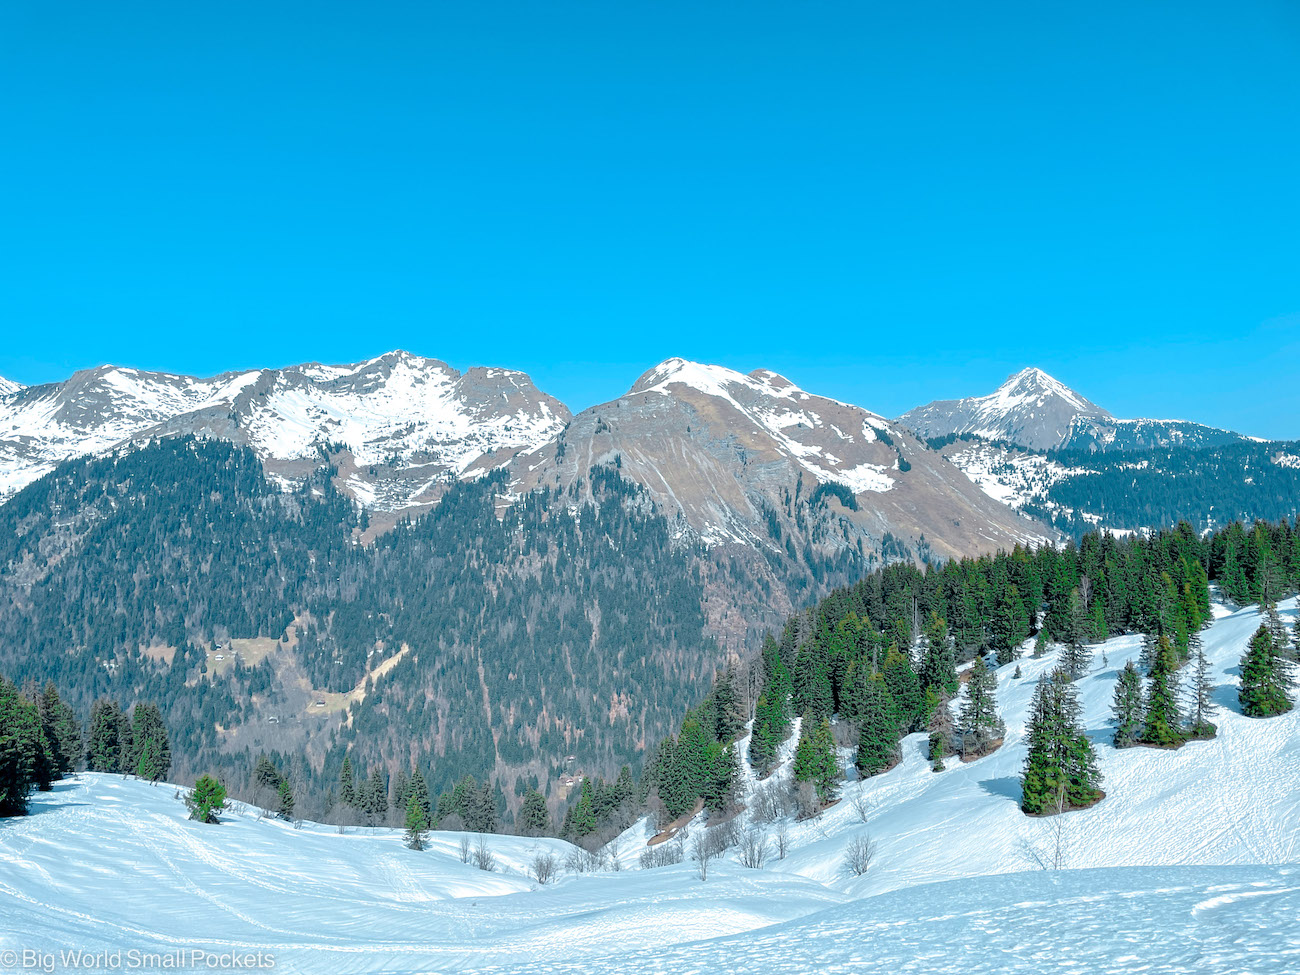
[641,518,1300,825]
[0,679,172,817]
[1028,440,1300,536]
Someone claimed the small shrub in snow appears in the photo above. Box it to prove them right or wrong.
[843,834,877,877]
[638,840,684,869]
[531,851,558,885]
[472,837,496,872]
[774,821,790,860]
[737,830,769,869]
[849,791,871,823]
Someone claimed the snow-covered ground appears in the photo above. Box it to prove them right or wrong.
[1,600,1297,973]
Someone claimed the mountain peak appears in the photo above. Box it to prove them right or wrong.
[0,376,23,397]
[898,367,1110,450]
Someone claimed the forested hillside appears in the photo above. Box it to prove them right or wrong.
[0,438,721,811]
[642,516,1299,827]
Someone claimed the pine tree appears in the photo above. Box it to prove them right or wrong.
[129,702,171,782]
[703,742,741,813]
[1239,626,1295,718]
[919,612,958,695]
[568,779,597,837]
[1140,635,1185,746]
[793,718,840,803]
[991,585,1031,666]
[926,687,954,760]
[276,778,295,820]
[956,656,1005,758]
[1110,661,1144,749]
[338,756,356,807]
[363,769,387,824]
[1187,631,1217,739]
[185,775,227,823]
[36,682,80,777]
[1020,669,1103,815]
[710,666,745,743]
[407,768,431,824]
[854,676,901,777]
[1060,587,1092,680]
[86,699,129,773]
[0,677,46,816]
[519,787,550,836]
[404,792,429,850]
[254,755,281,796]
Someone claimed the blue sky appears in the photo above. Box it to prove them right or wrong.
[2,1,1297,436]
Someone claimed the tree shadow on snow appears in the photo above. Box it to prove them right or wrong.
[979,777,1022,805]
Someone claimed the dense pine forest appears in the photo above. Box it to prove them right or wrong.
[639,517,1298,837]
[0,438,720,816]
[1033,440,1300,535]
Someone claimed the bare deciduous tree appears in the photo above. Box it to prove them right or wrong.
[472,837,496,872]
[738,829,770,869]
[843,834,877,877]
[531,851,557,885]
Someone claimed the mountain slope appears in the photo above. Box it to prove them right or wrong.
[509,358,1054,640]
[900,366,1251,452]
[0,351,569,507]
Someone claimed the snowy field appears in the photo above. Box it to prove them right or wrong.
[1,599,1297,973]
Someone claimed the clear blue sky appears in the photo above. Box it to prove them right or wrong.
[2,1,1297,437]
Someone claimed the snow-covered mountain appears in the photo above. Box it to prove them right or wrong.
[899,366,1251,453]
[506,358,1053,640]
[0,375,22,397]
[0,352,569,508]
[8,598,1297,974]
[513,357,1050,555]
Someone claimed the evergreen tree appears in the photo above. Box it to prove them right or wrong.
[254,755,282,795]
[955,656,1005,758]
[1187,631,1217,739]
[710,666,745,743]
[1239,626,1295,718]
[991,585,1031,666]
[926,687,954,761]
[185,775,227,823]
[854,676,901,777]
[129,702,171,782]
[36,682,80,777]
[1020,670,1103,815]
[404,792,429,850]
[568,779,597,837]
[703,742,741,813]
[793,717,840,803]
[407,768,430,824]
[919,612,958,695]
[0,677,47,816]
[363,768,387,824]
[338,756,356,807]
[86,699,129,773]
[1060,587,1092,680]
[276,778,296,820]
[1140,636,1185,746]
[519,787,550,836]
[1110,662,1144,749]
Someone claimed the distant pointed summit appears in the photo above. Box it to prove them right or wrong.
[898,367,1109,450]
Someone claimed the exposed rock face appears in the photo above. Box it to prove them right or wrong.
[509,358,1054,645]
